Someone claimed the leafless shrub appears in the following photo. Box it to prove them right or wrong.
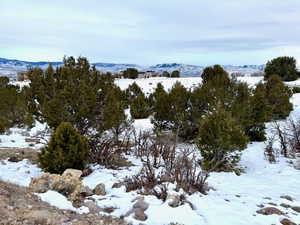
[273,121,289,157]
[89,135,132,169]
[171,150,209,194]
[264,135,278,163]
[270,118,300,159]
[286,119,300,157]
[124,136,209,197]
[133,131,176,169]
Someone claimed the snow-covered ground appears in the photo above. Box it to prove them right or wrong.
[0,121,48,149]
[115,76,264,95]
[1,77,300,225]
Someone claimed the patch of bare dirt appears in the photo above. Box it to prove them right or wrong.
[0,180,127,225]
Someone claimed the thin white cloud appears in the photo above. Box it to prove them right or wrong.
[1,0,300,65]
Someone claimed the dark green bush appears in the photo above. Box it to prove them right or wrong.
[39,122,89,174]
[130,93,151,119]
[0,79,33,133]
[196,107,248,171]
[292,86,300,94]
[264,56,298,81]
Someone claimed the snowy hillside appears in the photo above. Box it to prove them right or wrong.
[1,77,300,225]
[0,57,264,79]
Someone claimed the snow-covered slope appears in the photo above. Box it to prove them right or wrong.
[1,78,300,225]
[0,57,264,79]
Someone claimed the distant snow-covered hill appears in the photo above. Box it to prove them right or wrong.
[0,57,264,79]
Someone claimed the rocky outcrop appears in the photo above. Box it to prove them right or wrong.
[94,183,106,196]
[124,197,149,221]
[280,195,294,201]
[280,218,297,225]
[29,169,93,204]
[0,180,128,225]
[256,207,284,215]
[167,194,181,208]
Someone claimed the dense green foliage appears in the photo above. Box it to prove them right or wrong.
[26,57,125,137]
[196,107,248,171]
[130,93,151,119]
[264,56,298,81]
[39,122,89,174]
[0,77,33,133]
[149,64,294,170]
[102,87,129,142]
[265,75,293,120]
[123,68,139,79]
[1,55,295,173]
[171,70,180,78]
[125,82,143,105]
[162,71,170,77]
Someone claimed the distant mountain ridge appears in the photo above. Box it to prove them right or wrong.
[0,57,265,79]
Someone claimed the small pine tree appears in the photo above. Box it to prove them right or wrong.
[201,65,230,85]
[162,71,170,77]
[0,80,33,133]
[102,87,129,142]
[39,122,89,174]
[151,83,172,131]
[196,107,248,171]
[125,82,143,105]
[123,68,139,79]
[246,83,270,141]
[130,93,151,119]
[168,82,189,136]
[171,70,180,78]
[265,75,293,120]
[264,56,298,81]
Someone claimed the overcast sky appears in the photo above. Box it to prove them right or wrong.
[1,0,300,65]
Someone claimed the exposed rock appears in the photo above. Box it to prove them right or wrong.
[167,194,181,208]
[29,173,53,193]
[62,169,83,180]
[280,195,294,202]
[280,218,297,225]
[8,155,21,162]
[124,197,149,220]
[293,158,300,170]
[51,174,81,195]
[83,200,102,214]
[0,180,128,225]
[280,203,291,208]
[133,199,149,211]
[256,207,284,215]
[94,183,106,196]
[102,206,116,214]
[291,206,300,213]
[69,185,94,203]
[133,208,147,221]
[112,182,124,189]
[29,169,92,205]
